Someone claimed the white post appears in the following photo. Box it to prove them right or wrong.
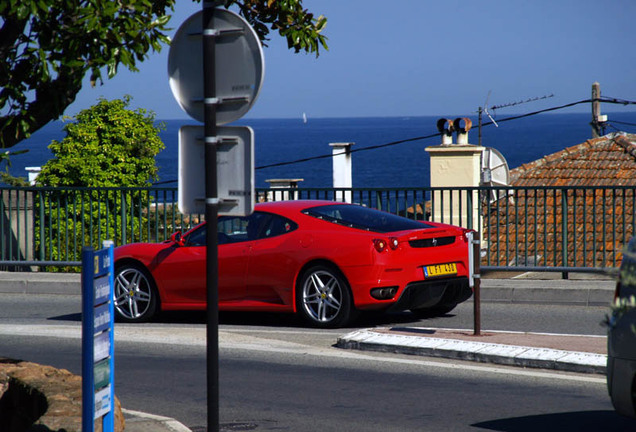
[330,142,354,203]
[265,178,303,201]
[25,166,41,185]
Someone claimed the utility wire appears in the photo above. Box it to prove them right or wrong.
[255,133,441,170]
[600,96,636,105]
[153,96,636,183]
[609,119,636,128]
[257,98,597,170]
[480,98,592,127]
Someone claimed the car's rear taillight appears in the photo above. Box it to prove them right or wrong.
[373,237,399,252]
[373,239,387,252]
[389,237,399,250]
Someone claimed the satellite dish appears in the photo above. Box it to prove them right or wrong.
[481,147,511,203]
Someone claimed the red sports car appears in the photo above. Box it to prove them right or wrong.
[114,200,473,327]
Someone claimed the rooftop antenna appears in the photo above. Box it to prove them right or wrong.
[484,91,498,128]
[490,93,554,110]
[477,92,554,146]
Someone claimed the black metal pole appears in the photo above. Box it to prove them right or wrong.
[202,3,219,432]
[478,107,482,147]
[473,232,481,336]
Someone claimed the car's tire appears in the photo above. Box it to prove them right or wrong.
[410,302,458,319]
[297,264,354,328]
[114,263,159,323]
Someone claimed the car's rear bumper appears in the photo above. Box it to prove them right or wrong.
[384,276,472,312]
[346,260,471,311]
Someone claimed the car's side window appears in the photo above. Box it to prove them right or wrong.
[261,214,298,238]
[186,213,298,246]
[184,224,207,246]
[218,212,271,244]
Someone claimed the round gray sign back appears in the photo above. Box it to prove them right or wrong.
[168,9,265,124]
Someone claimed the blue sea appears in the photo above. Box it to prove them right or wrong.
[6,112,636,188]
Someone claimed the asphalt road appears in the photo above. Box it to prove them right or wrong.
[1,293,632,431]
[0,292,610,334]
[0,330,630,431]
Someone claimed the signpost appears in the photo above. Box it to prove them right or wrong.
[169,7,263,216]
[82,241,115,432]
[168,9,264,126]
[178,125,255,215]
[168,4,264,431]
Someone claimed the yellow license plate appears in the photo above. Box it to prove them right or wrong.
[424,263,457,278]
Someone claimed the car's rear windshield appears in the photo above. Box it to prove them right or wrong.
[303,204,434,233]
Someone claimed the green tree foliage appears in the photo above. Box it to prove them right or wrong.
[35,97,165,269]
[232,0,328,54]
[0,0,173,149]
[0,0,328,149]
[36,96,165,187]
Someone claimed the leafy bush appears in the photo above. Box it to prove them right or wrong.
[35,97,164,270]
[36,96,164,188]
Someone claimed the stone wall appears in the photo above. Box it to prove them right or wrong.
[0,358,124,432]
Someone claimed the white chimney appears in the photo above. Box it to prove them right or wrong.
[454,117,472,145]
[330,142,354,203]
[437,118,454,145]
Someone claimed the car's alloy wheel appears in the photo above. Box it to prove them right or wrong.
[298,265,353,328]
[114,264,158,323]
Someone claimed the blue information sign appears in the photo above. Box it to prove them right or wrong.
[82,241,115,432]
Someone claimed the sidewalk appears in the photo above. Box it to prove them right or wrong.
[337,326,608,374]
[335,272,612,375]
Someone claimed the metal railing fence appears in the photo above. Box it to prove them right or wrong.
[0,187,203,269]
[0,185,632,273]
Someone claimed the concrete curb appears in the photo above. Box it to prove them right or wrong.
[0,272,80,295]
[336,329,607,374]
[123,409,193,432]
[480,279,615,306]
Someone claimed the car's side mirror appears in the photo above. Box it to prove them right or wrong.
[171,231,185,247]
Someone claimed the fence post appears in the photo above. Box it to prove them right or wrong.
[561,188,568,279]
[466,188,473,230]
[120,190,127,245]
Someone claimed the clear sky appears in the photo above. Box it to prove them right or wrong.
[66,0,636,120]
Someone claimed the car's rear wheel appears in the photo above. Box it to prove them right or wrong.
[297,265,354,328]
[114,263,159,323]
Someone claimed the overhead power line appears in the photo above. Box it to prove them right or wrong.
[600,96,636,106]
[255,133,440,170]
[611,119,636,127]
[258,97,629,171]
[153,96,636,183]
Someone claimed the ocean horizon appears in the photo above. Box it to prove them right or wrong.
[6,112,636,189]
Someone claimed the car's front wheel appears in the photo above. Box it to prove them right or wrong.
[114,263,159,323]
[297,265,354,328]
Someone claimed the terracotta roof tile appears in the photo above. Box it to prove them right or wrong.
[485,133,636,268]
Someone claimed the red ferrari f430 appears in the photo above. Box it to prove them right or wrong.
[114,200,473,327]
